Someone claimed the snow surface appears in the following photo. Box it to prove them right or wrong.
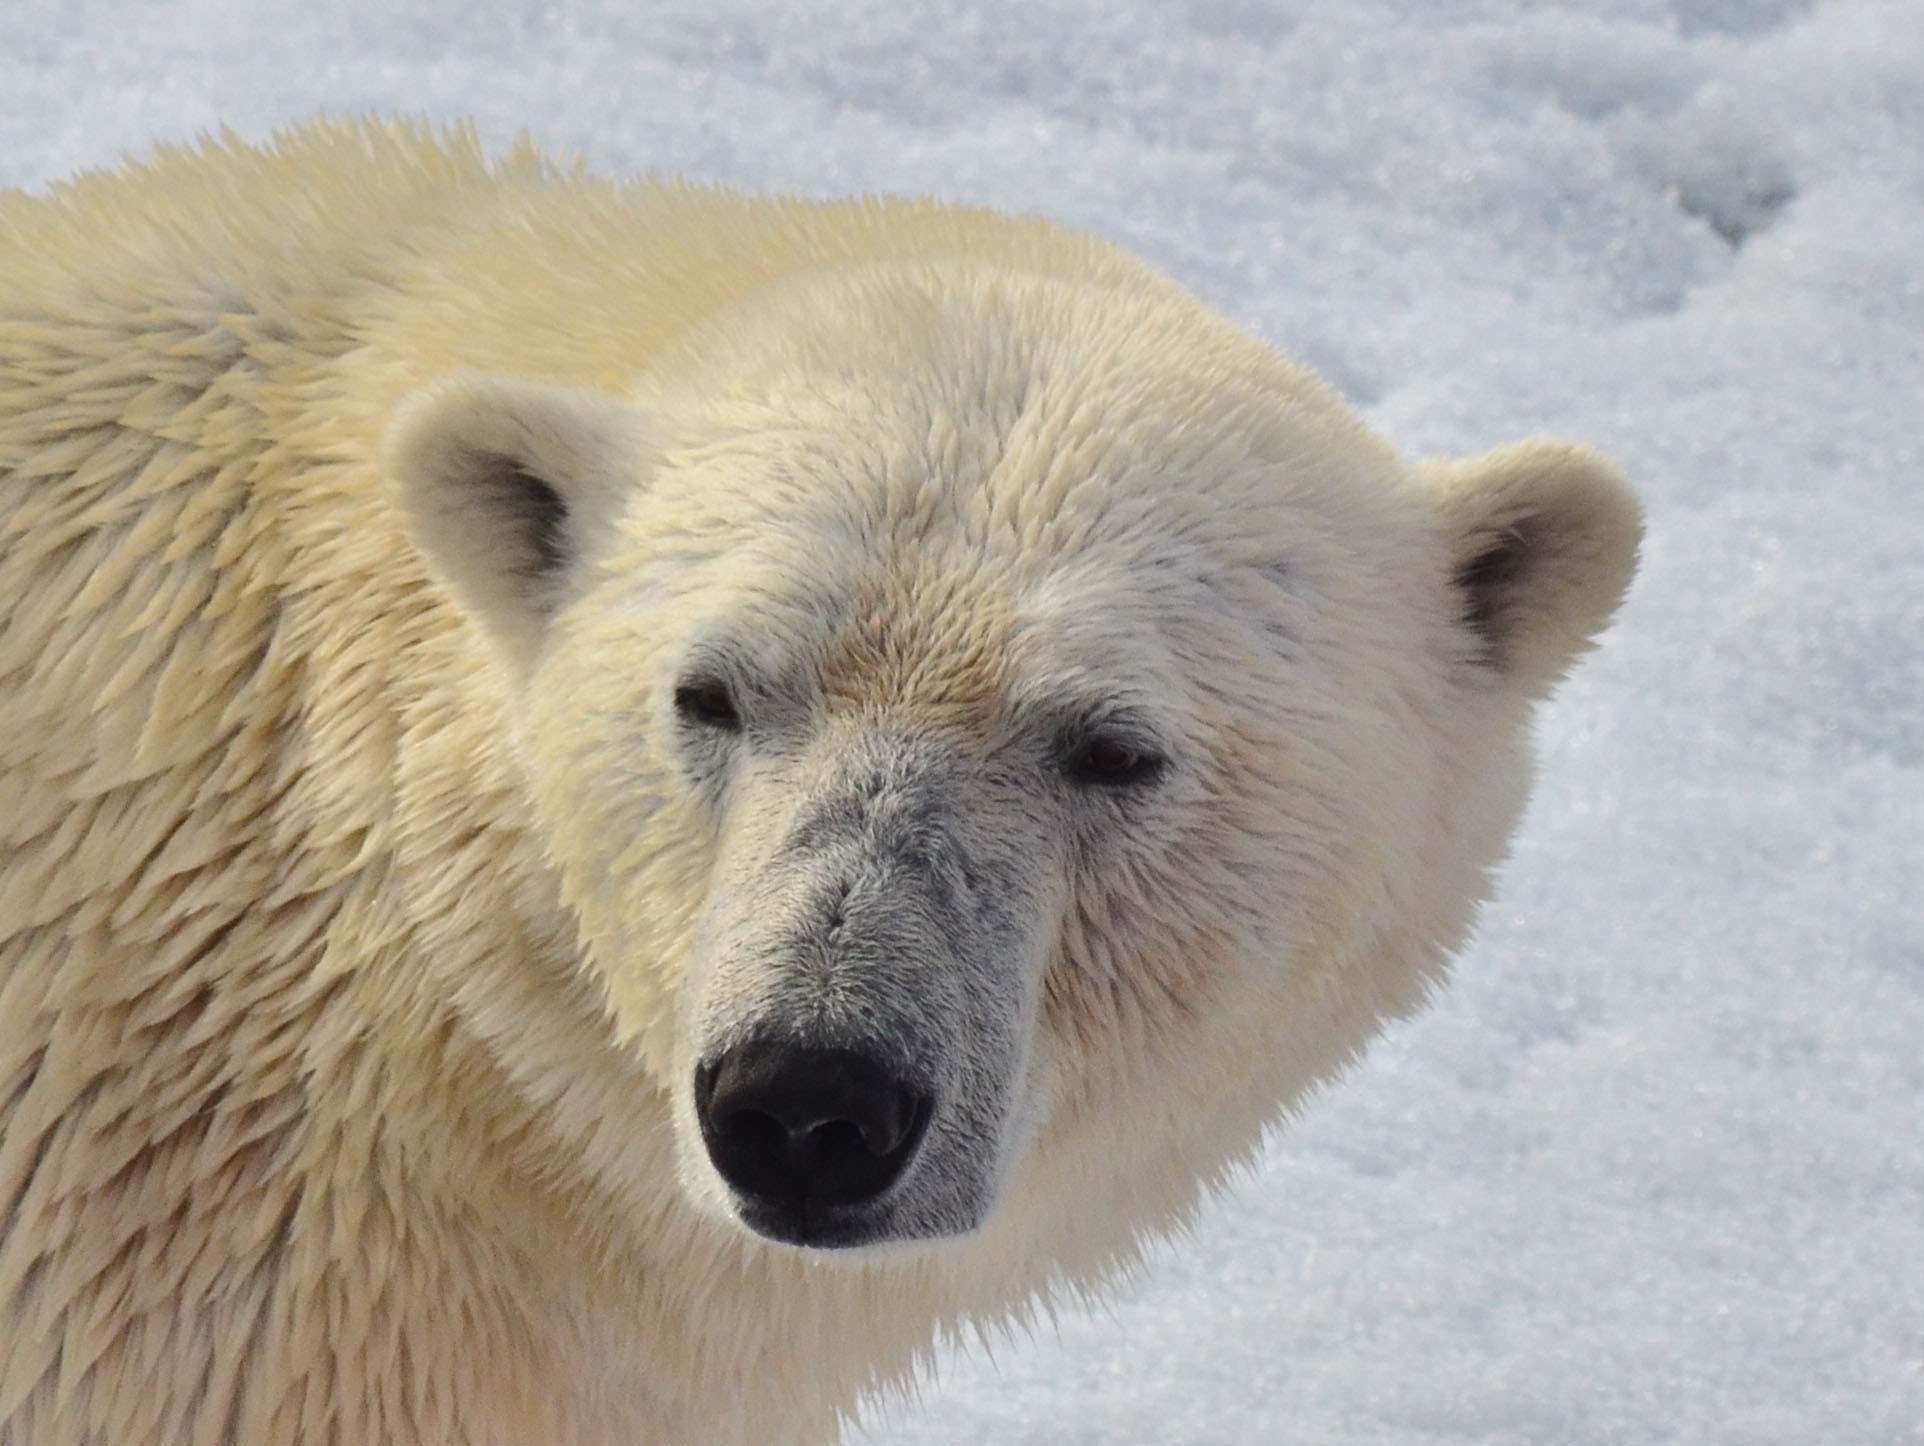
[5,1,1919,1441]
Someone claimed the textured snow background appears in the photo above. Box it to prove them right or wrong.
[4,2,1919,1441]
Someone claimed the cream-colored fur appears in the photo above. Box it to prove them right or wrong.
[0,120,1640,1444]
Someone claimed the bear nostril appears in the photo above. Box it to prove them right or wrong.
[695,1040,932,1212]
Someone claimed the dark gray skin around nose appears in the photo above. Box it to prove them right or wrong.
[695,1040,933,1213]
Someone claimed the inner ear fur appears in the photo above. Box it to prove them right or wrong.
[1423,440,1643,696]
[385,374,646,669]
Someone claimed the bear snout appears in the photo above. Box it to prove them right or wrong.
[694,1038,934,1245]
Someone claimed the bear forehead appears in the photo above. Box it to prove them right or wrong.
[648,255,1383,528]
[626,261,1420,738]
[649,328,1351,599]
[818,549,1018,736]
[645,511,1204,760]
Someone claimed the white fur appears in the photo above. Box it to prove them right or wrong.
[0,120,1640,1443]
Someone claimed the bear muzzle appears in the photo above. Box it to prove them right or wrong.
[678,737,1043,1248]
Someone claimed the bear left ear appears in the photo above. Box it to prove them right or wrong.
[385,374,649,672]
[1423,440,1643,697]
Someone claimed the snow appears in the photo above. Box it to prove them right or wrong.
[6,1,1919,1441]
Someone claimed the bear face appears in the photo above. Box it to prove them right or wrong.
[390,259,1640,1258]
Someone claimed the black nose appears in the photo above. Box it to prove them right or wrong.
[695,1040,932,1210]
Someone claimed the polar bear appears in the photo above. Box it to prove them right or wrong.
[0,121,1639,1444]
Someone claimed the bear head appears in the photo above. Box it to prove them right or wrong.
[385,259,1640,1261]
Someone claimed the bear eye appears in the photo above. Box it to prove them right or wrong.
[673,675,742,733]
[1062,732,1167,789]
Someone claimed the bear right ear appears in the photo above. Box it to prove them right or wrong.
[385,374,649,671]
